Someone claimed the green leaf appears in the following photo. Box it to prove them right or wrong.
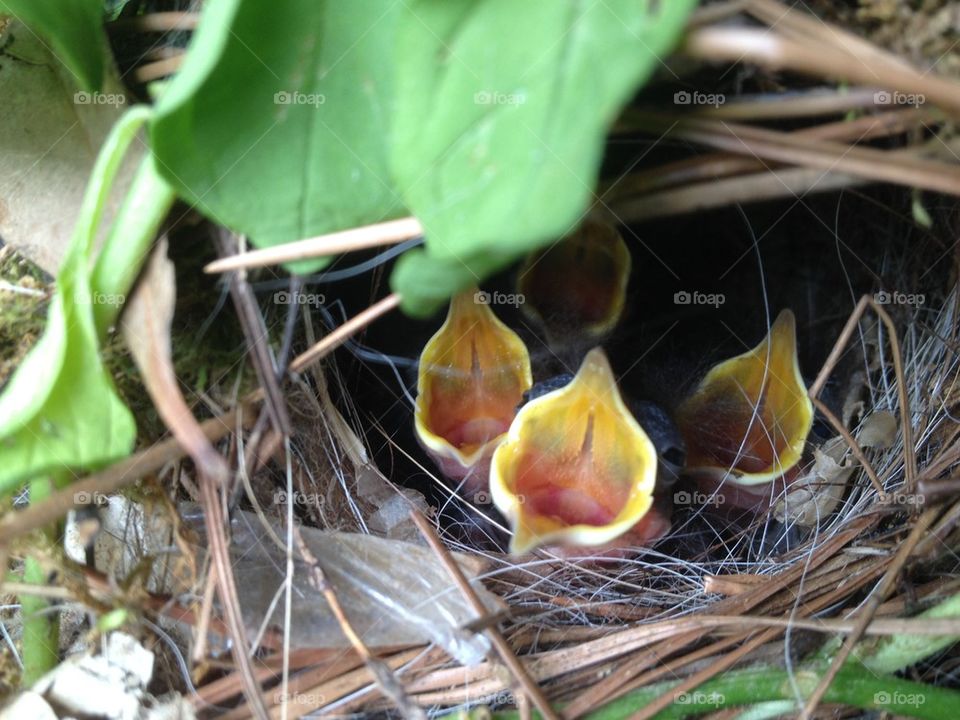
[0,108,148,493]
[390,246,516,317]
[150,0,407,274]
[389,0,697,315]
[0,0,104,90]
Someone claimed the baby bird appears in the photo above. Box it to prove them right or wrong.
[414,289,532,492]
[675,309,814,510]
[490,348,676,554]
[517,220,631,351]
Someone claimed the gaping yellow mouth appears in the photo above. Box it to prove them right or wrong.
[518,220,631,342]
[676,309,814,486]
[490,348,658,554]
[415,289,532,480]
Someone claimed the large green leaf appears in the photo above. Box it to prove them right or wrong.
[150,0,407,274]
[0,0,104,90]
[0,109,146,492]
[389,0,696,315]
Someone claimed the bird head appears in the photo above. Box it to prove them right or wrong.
[676,309,814,493]
[490,348,662,554]
[414,289,532,488]
[517,220,631,348]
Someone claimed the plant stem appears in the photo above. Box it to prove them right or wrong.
[90,151,176,336]
[19,475,61,686]
[491,665,960,720]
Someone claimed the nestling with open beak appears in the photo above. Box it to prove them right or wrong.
[517,220,631,349]
[675,309,814,510]
[415,289,532,492]
[490,348,675,555]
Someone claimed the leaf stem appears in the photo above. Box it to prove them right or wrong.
[90,151,176,336]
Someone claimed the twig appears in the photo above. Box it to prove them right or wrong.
[411,511,561,720]
[808,295,917,493]
[811,397,886,498]
[683,25,960,116]
[289,293,401,373]
[131,55,185,83]
[215,232,291,437]
[203,217,422,274]
[107,11,200,33]
[634,114,960,197]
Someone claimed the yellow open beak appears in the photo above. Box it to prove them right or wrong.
[490,348,657,554]
[676,309,814,486]
[415,289,532,482]
[517,220,631,342]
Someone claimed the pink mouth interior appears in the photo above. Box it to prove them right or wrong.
[443,417,511,448]
[527,487,616,527]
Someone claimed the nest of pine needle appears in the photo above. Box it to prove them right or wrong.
[263,239,959,719]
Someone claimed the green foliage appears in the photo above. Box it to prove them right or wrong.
[0,108,149,493]
[390,0,697,315]
[151,0,696,315]
[151,0,407,275]
[0,0,104,89]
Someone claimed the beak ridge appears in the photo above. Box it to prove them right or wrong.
[491,348,658,553]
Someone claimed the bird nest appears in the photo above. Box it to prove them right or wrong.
[273,270,958,717]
